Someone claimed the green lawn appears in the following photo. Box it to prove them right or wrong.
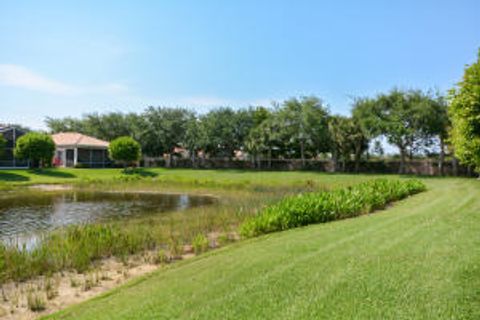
[44,177,479,320]
[0,168,381,189]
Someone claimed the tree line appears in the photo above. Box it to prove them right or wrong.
[44,50,479,174]
[44,92,447,174]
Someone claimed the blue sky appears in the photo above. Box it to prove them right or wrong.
[0,0,479,130]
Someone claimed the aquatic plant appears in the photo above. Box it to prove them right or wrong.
[240,179,426,237]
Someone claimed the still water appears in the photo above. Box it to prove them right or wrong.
[0,190,214,245]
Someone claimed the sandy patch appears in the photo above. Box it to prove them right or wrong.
[28,185,73,191]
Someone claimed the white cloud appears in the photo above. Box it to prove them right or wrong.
[0,64,127,95]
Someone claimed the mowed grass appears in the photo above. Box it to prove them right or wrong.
[45,178,480,320]
[0,167,383,190]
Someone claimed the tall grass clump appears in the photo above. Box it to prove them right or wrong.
[240,179,426,237]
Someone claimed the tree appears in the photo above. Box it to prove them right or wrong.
[353,90,436,174]
[181,116,207,166]
[328,116,369,172]
[200,108,255,157]
[244,107,272,167]
[448,50,480,173]
[45,117,85,133]
[108,136,142,168]
[348,118,369,172]
[277,96,330,165]
[46,112,145,145]
[328,116,351,172]
[14,132,55,168]
[415,93,450,174]
[246,114,283,168]
[142,107,193,157]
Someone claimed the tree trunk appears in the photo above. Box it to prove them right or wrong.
[300,140,305,168]
[354,143,361,173]
[331,150,338,173]
[341,158,346,172]
[191,150,196,168]
[268,147,272,169]
[354,152,360,173]
[438,137,445,176]
[452,156,458,176]
[399,147,406,174]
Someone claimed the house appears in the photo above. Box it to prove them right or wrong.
[52,132,110,168]
[0,126,29,168]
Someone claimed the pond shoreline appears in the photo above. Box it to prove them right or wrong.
[27,184,220,199]
[0,231,238,319]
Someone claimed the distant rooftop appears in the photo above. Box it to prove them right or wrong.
[52,132,109,148]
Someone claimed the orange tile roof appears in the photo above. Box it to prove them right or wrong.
[52,132,109,148]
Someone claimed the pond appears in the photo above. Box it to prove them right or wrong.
[0,190,215,247]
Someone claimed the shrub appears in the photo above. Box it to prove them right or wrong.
[108,136,141,168]
[14,132,55,168]
[240,179,426,237]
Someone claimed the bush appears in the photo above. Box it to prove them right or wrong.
[14,132,55,168]
[240,179,426,237]
[108,136,141,168]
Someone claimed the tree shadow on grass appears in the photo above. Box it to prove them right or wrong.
[0,171,30,182]
[122,168,159,177]
[30,169,76,179]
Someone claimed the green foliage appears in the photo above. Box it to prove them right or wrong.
[14,132,55,168]
[182,116,206,159]
[0,135,6,157]
[277,96,330,161]
[240,179,426,237]
[43,91,451,165]
[192,234,209,254]
[108,136,142,167]
[200,107,255,157]
[46,112,144,143]
[448,50,480,172]
[352,90,446,172]
[328,116,368,171]
[141,107,194,156]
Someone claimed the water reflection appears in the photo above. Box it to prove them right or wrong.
[0,191,214,246]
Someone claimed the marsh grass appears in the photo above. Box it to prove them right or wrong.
[0,169,384,284]
[44,276,60,300]
[26,289,46,312]
[154,249,170,265]
[192,234,209,254]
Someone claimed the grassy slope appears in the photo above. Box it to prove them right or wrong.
[46,178,480,320]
